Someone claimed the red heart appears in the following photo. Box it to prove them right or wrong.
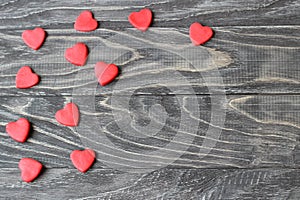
[70,149,95,173]
[74,10,98,32]
[16,66,40,89]
[55,103,79,127]
[128,8,152,31]
[22,28,46,50]
[19,158,43,183]
[189,22,213,45]
[65,43,88,66]
[6,118,30,143]
[94,62,119,86]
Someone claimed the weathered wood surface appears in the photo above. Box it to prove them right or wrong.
[0,95,299,169]
[0,168,299,199]
[0,26,299,96]
[0,0,300,29]
[1,0,300,199]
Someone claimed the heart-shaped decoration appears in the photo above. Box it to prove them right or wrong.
[70,149,95,173]
[55,103,79,127]
[128,8,152,31]
[19,158,43,183]
[22,27,46,50]
[65,43,88,66]
[6,118,31,143]
[189,22,213,45]
[74,10,98,32]
[94,62,119,86]
[16,66,40,89]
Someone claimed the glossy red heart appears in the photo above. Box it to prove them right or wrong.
[22,27,46,50]
[189,22,213,45]
[74,10,98,32]
[70,149,95,173]
[128,8,152,31]
[65,43,88,66]
[19,158,43,183]
[55,103,79,127]
[16,66,40,89]
[6,118,30,143]
[94,62,119,86]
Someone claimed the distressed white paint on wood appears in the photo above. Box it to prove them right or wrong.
[0,0,299,29]
[0,27,299,96]
[0,95,298,168]
[1,0,300,199]
[0,168,299,199]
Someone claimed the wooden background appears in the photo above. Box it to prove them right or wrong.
[0,0,300,199]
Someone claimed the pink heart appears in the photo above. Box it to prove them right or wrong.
[22,28,46,50]
[70,149,95,173]
[94,62,119,86]
[16,66,40,89]
[6,118,31,143]
[189,22,213,45]
[55,103,80,127]
[74,10,98,32]
[19,158,43,183]
[128,8,152,31]
[65,43,88,66]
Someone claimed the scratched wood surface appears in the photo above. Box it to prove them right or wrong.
[0,168,299,199]
[0,0,300,199]
[1,27,300,96]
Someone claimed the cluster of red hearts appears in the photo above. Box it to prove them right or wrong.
[7,8,213,183]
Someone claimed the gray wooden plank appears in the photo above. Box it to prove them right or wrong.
[0,95,299,169]
[0,26,299,96]
[0,168,299,199]
[0,0,299,199]
[0,0,299,30]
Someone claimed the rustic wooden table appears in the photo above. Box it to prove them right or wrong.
[0,0,300,199]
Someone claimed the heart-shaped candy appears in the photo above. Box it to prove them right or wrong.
[65,43,88,66]
[6,118,31,143]
[16,66,40,89]
[55,103,79,127]
[22,27,46,50]
[74,10,98,32]
[189,22,213,45]
[70,149,95,173]
[94,62,119,86]
[128,8,152,31]
[19,158,43,183]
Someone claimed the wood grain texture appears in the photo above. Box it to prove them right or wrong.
[0,168,299,199]
[0,0,299,30]
[1,0,300,199]
[0,95,299,169]
[0,26,299,96]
